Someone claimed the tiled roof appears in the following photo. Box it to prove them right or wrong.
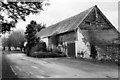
[36,5,96,38]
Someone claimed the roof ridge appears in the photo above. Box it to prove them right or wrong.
[36,5,98,38]
[76,5,96,29]
[48,5,96,28]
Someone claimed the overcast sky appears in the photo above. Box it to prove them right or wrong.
[16,0,119,31]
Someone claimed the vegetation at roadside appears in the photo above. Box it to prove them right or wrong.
[24,20,66,58]
[24,20,46,56]
[30,51,66,58]
[2,30,25,51]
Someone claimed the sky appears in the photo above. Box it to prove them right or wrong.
[16,0,119,31]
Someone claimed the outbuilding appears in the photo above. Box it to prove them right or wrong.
[36,5,120,59]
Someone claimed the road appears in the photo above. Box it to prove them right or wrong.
[6,53,119,78]
[0,40,36,80]
[0,41,2,79]
[0,39,119,79]
[2,53,18,79]
[1,52,119,80]
[0,38,18,79]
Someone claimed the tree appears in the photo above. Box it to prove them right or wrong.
[1,21,15,33]
[2,36,12,51]
[2,37,8,50]
[35,24,46,32]
[0,0,49,33]
[9,30,25,51]
[25,20,39,56]
[2,30,25,51]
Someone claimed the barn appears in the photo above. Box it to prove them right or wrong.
[36,5,120,59]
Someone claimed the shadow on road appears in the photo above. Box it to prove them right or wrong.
[2,53,18,79]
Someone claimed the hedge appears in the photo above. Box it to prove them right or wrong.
[30,51,66,58]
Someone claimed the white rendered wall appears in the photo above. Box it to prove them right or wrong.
[41,38,48,48]
[76,28,90,58]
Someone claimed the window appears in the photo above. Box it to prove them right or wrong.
[85,21,91,26]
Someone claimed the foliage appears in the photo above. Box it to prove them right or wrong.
[2,37,9,47]
[0,0,49,33]
[35,24,46,32]
[30,51,66,58]
[2,30,25,51]
[36,41,46,51]
[9,30,25,47]
[25,20,39,56]
[2,35,13,51]
[30,41,46,54]
[77,50,87,58]
[1,21,15,33]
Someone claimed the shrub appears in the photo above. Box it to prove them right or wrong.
[29,41,47,55]
[52,48,62,54]
[31,51,66,58]
[36,41,46,52]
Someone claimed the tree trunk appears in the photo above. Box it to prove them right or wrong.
[3,46,5,51]
[20,47,22,52]
[26,47,30,56]
[8,46,11,51]
[24,47,25,52]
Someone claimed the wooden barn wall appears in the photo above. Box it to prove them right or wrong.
[58,31,77,43]
[48,36,58,50]
[80,8,113,30]
[48,31,77,52]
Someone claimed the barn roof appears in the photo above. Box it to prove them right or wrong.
[36,5,97,38]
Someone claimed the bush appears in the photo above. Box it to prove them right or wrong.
[52,48,63,54]
[37,41,46,52]
[29,41,47,55]
[31,51,66,58]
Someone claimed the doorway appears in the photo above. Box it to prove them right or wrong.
[67,42,76,57]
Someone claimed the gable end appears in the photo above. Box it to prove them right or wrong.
[79,6,115,30]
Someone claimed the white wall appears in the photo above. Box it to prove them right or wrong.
[76,28,90,58]
[41,37,48,48]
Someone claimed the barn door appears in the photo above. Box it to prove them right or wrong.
[67,42,75,57]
